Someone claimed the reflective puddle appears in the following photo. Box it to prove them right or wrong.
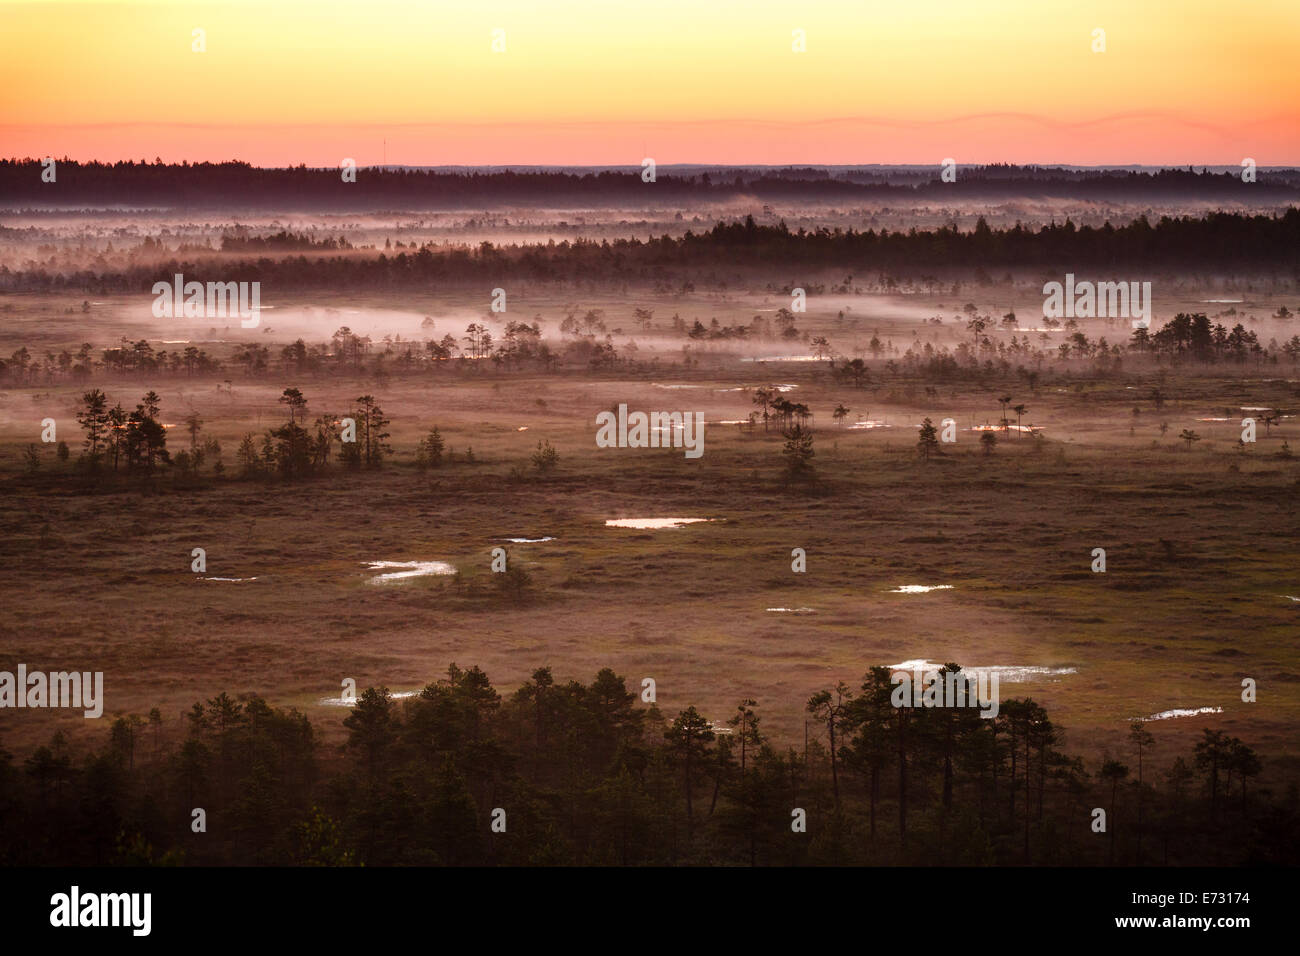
[364,560,456,584]
[1144,706,1223,721]
[318,690,420,707]
[605,518,715,529]
[888,660,1077,683]
[970,424,1041,434]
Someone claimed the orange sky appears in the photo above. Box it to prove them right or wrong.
[2,0,1297,165]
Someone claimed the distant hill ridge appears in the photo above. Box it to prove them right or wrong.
[2,159,1298,210]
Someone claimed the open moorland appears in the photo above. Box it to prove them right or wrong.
[1,170,1298,864]
[2,291,1298,765]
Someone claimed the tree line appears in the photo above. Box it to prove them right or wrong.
[60,386,400,482]
[4,159,1296,209]
[48,384,563,484]
[5,210,1300,297]
[0,663,1286,866]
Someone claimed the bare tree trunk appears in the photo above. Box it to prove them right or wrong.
[829,718,839,809]
[897,713,908,846]
[1023,732,1031,860]
[870,766,878,838]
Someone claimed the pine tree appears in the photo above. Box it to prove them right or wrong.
[355,395,391,468]
[236,434,260,477]
[531,439,559,473]
[665,707,716,844]
[75,388,109,469]
[781,423,815,479]
[426,426,444,466]
[918,417,939,459]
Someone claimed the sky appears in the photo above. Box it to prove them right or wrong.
[2,0,1297,166]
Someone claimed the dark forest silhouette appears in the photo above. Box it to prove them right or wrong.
[3,159,1298,209]
[4,210,1299,297]
[0,665,1288,866]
